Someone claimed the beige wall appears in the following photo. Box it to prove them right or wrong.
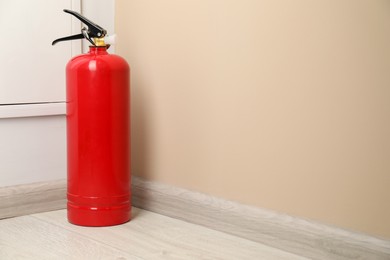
[116,0,390,239]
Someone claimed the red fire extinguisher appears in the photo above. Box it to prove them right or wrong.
[52,9,131,226]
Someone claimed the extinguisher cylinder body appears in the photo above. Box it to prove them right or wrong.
[66,46,131,226]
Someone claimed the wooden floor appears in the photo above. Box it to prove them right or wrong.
[0,207,308,260]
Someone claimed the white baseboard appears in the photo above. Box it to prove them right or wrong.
[1,177,389,259]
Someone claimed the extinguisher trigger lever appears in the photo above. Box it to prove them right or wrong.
[63,9,107,39]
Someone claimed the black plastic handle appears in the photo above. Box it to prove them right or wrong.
[52,33,83,45]
[52,9,107,46]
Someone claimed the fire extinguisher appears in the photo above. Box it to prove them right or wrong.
[52,9,131,226]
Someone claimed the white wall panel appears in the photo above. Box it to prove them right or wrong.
[0,116,66,186]
[0,0,74,104]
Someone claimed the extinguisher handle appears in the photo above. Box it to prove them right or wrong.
[52,9,107,46]
[52,33,84,46]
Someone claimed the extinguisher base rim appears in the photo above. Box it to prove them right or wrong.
[67,203,131,227]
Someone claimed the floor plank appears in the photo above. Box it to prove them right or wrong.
[0,214,140,259]
[0,208,308,260]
